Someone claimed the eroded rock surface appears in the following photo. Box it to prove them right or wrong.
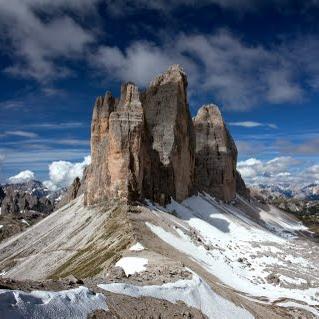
[85,83,146,205]
[85,66,196,206]
[84,65,247,206]
[193,105,238,202]
[1,187,53,214]
[236,171,250,199]
[142,64,195,204]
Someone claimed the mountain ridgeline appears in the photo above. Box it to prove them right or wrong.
[82,65,248,206]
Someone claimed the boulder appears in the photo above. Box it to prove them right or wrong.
[193,105,237,202]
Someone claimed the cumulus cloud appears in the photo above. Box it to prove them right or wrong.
[92,30,309,110]
[1,0,319,110]
[229,121,277,128]
[237,156,301,184]
[43,155,91,191]
[8,170,35,184]
[237,156,319,186]
[0,0,95,82]
[93,42,195,87]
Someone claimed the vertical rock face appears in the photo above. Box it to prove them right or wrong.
[91,92,115,160]
[84,65,248,206]
[236,171,250,199]
[142,65,195,203]
[85,65,195,206]
[193,105,238,202]
[0,186,5,206]
[85,83,146,205]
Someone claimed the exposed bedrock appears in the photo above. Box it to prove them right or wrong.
[193,105,238,202]
[83,65,248,206]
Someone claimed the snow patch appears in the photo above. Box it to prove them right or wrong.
[129,242,145,251]
[115,257,148,276]
[98,272,253,319]
[0,286,108,319]
[21,219,30,226]
[146,193,319,315]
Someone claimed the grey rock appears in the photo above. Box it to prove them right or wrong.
[193,105,237,202]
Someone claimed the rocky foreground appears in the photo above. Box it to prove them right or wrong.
[0,66,318,318]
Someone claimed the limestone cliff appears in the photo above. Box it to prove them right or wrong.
[84,65,248,205]
[85,83,146,205]
[142,64,195,204]
[193,105,238,202]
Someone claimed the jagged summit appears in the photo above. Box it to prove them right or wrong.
[149,64,187,87]
[83,65,247,206]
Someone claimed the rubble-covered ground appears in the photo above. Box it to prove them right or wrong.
[0,195,318,318]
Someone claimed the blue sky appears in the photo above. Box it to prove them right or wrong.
[0,0,319,187]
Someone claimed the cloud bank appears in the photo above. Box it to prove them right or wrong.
[237,156,319,185]
[43,155,91,191]
[1,1,319,110]
[92,30,316,110]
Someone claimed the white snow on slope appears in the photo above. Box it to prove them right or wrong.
[115,257,148,276]
[0,286,108,319]
[0,225,3,230]
[146,193,319,316]
[98,272,253,319]
[21,219,30,226]
[129,242,145,251]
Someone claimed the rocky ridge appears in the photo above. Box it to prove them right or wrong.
[83,65,247,206]
[0,180,63,242]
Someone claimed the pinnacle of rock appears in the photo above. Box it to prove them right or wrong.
[83,65,247,205]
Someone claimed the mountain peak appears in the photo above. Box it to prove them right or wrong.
[83,65,247,206]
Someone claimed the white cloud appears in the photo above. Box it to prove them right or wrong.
[236,156,319,186]
[93,42,194,87]
[229,121,277,128]
[8,170,35,184]
[43,155,91,190]
[0,1,95,82]
[237,156,300,183]
[305,164,319,182]
[3,131,38,138]
[92,30,307,110]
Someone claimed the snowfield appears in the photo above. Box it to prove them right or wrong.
[146,193,319,316]
[99,271,253,319]
[0,286,108,319]
[115,257,148,276]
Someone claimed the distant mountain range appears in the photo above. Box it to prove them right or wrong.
[251,182,319,201]
[250,182,319,217]
[1,180,66,204]
[0,180,66,242]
